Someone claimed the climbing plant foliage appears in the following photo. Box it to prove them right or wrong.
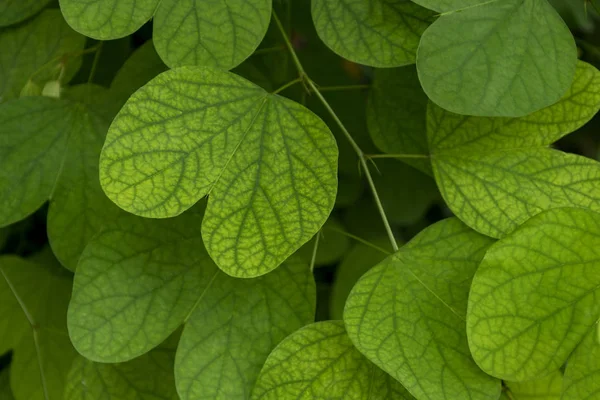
[1,1,600,399]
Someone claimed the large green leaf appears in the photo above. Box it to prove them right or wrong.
[562,327,600,399]
[0,255,76,400]
[417,0,577,117]
[366,65,431,174]
[175,256,315,400]
[100,67,338,278]
[0,10,85,102]
[153,0,271,69]
[429,61,600,238]
[411,0,483,13]
[467,207,600,381]
[59,0,159,40]
[0,0,51,27]
[506,371,563,399]
[251,321,415,400]
[345,218,501,400]
[64,337,179,400]
[311,0,433,67]
[0,367,14,400]
[68,209,215,362]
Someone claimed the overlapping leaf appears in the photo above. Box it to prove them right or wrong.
[428,61,600,238]
[0,0,51,27]
[59,0,271,70]
[311,0,433,67]
[251,321,415,400]
[0,255,76,400]
[467,207,600,381]
[100,67,338,277]
[344,218,501,400]
[417,0,577,117]
[0,10,85,102]
[505,371,563,399]
[562,327,600,399]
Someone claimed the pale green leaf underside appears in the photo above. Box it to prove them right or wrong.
[429,61,600,238]
[0,256,76,400]
[467,207,600,381]
[311,0,434,67]
[64,349,179,400]
[506,370,563,399]
[562,327,600,400]
[154,0,271,69]
[0,10,85,102]
[417,0,577,117]
[251,321,415,400]
[100,66,338,278]
[175,257,316,400]
[0,0,52,27]
[345,218,500,400]
[59,0,159,40]
[68,210,216,363]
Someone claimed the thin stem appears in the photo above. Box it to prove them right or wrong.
[325,226,391,255]
[309,232,321,272]
[88,41,104,84]
[317,84,370,92]
[272,77,303,94]
[366,153,430,160]
[273,10,398,252]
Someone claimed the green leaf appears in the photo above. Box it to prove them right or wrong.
[59,0,159,40]
[0,10,85,102]
[0,256,76,400]
[0,367,15,400]
[68,208,216,362]
[467,207,600,381]
[109,40,168,109]
[64,340,179,400]
[410,0,482,13]
[417,0,577,117]
[251,320,415,400]
[367,65,431,174]
[562,327,600,399]
[329,238,391,320]
[506,371,563,400]
[311,0,433,67]
[296,216,350,267]
[345,218,501,400]
[153,0,271,69]
[100,67,338,278]
[429,61,600,238]
[0,0,51,27]
[175,256,316,400]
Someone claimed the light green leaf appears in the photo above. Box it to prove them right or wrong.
[296,216,350,267]
[417,0,577,117]
[175,257,316,400]
[429,61,600,238]
[0,0,51,27]
[0,256,76,400]
[251,321,415,400]
[329,238,392,320]
[562,326,600,400]
[0,367,14,400]
[100,67,338,278]
[345,218,501,400]
[311,0,433,67]
[153,0,271,69]
[0,10,85,102]
[367,65,431,174]
[68,208,216,362]
[467,207,600,381]
[109,40,167,109]
[505,371,563,399]
[59,0,159,40]
[64,343,179,400]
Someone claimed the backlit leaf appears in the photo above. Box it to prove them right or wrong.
[562,327,600,400]
[251,321,415,400]
[100,67,338,277]
[417,0,577,117]
[345,218,501,400]
[0,0,51,27]
[429,61,600,238]
[467,207,600,380]
[311,0,433,67]
[506,371,563,399]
